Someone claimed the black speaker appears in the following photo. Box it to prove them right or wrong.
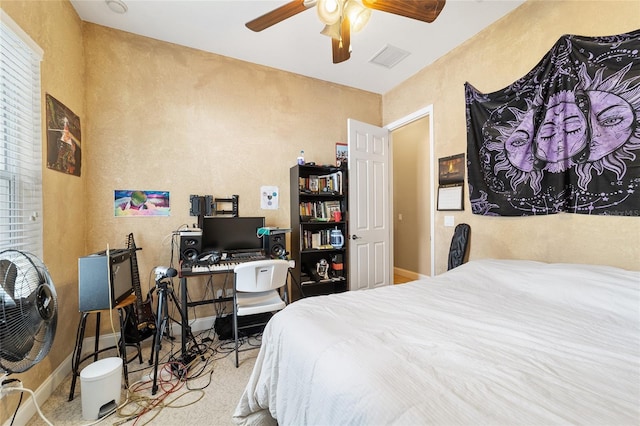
[180,234,202,263]
[263,233,288,259]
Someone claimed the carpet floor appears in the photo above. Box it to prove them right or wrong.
[23,328,259,426]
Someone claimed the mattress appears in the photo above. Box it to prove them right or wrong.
[233,259,640,425]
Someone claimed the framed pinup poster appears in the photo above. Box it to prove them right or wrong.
[45,94,82,176]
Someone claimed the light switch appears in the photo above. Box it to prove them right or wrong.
[398,213,403,221]
[444,216,454,227]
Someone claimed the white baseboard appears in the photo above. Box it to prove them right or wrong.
[3,315,217,426]
[394,267,428,281]
[2,350,72,426]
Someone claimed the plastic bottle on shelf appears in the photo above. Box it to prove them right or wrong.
[297,150,305,165]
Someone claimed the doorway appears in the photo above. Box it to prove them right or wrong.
[387,106,435,280]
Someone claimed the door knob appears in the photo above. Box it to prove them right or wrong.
[351,235,360,240]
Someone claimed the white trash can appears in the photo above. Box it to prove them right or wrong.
[80,357,123,420]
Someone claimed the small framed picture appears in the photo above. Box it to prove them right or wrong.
[438,153,465,185]
[336,143,348,167]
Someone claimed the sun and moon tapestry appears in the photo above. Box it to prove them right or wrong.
[466,30,639,216]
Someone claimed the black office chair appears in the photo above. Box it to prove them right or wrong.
[447,223,470,270]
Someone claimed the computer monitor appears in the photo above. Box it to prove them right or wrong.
[202,216,265,252]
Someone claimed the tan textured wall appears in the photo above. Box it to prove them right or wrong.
[2,0,638,418]
[0,1,85,422]
[393,118,430,275]
[1,2,380,418]
[82,24,381,315]
[384,0,640,274]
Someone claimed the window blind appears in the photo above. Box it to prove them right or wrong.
[0,12,43,257]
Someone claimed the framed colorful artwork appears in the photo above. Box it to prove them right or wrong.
[114,190,170,217]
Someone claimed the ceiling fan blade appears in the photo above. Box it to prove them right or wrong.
[362,0,446,23]
[332,17,351,64]
[246,0,313,32]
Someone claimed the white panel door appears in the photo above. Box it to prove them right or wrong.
[347,119,391,291]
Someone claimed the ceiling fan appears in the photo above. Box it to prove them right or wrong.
[246,0,446,64]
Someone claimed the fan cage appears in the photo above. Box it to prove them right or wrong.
[0,250,58,374]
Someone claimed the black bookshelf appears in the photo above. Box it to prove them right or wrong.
[290,165,348,301]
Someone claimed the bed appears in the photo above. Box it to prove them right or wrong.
[232,259,640,425]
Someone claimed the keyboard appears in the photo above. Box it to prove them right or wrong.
[190,261,239,274]
[182,253,268,275]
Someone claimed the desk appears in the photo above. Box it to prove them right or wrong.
[178,258,295,359]
[178,258,267,359]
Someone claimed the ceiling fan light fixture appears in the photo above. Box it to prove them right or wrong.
[344,0,371,32]
[320,23,341,39]
[105,0,128,14]
[317,0,342,25]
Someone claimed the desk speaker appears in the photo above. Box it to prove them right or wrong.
[264,233,287,259]
[180,234,202,262]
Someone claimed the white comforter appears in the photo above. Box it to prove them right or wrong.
[233,259,640,425]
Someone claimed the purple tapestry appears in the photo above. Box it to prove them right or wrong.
[465,30,640,216]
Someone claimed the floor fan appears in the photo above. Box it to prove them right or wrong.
[0,249,58,425]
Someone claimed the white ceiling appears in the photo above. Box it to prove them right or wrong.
[69,0,525,94]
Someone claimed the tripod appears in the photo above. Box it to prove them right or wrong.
[148,273,193,395]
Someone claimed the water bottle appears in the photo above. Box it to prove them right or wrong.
[330,227,344,249]
[297,150,305,165]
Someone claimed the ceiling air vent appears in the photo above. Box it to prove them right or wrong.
[369,44,410,69]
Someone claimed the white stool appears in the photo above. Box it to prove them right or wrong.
[80,357,122,420]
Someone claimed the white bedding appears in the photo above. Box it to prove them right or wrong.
[233,259,640,425]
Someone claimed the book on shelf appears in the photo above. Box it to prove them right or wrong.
[302,229,334,249]
[300,200,342,221]
[300,276,347,285]
[309,175,319,193]
[318,171,343,195]
[323,200,341,218]
[298,170,343,195]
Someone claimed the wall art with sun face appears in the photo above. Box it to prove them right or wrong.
[465,30,640,217]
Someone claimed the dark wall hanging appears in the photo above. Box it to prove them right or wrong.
[465,30,640,216]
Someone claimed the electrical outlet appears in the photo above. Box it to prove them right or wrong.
[216,289,223,299]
